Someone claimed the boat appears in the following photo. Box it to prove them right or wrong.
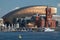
[44,28,55,32]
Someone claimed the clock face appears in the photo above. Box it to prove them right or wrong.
[47,18,51,20]
[46,8,51,14]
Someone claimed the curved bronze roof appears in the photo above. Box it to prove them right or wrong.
[2,5,57,18]
[2,5,57,23]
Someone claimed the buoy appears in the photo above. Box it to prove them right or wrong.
[19,34,22,39]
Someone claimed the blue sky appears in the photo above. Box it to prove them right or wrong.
[0,0,60,17]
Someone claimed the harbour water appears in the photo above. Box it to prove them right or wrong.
[0,31,60,40]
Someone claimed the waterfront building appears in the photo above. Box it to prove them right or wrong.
[2,5,57,24]
[2,5,59,31]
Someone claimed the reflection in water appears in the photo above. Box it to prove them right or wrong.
[0,32,60,40]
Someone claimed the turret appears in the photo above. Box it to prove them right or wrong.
[45,6,56,29]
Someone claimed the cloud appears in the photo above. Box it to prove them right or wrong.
[57,3,60,7]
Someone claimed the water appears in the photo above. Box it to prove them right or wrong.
[0,32,60,40]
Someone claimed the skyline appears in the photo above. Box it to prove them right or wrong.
[0,0,60,18]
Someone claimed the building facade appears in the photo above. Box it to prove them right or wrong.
[2,5,58,31]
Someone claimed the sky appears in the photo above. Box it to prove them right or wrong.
[0,0,60,18]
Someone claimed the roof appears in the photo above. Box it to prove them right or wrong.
[2,5,57,19]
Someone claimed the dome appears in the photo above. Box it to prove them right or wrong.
[2,5,57,18]
[2,5,57,23]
